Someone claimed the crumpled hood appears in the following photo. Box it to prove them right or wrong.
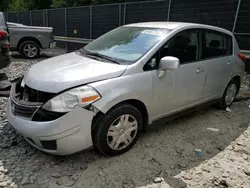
[24,52,127,93]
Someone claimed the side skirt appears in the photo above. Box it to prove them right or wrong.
[147,99,219,130]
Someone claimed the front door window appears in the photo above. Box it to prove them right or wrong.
[160,29,199,64]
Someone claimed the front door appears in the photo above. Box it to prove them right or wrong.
[147,29,206,120]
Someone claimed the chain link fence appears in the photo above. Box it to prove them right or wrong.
[4,0,250,50]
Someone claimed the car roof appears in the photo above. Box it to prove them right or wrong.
[125,22,232,36]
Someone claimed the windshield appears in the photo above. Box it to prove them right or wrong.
[82,27,170,64]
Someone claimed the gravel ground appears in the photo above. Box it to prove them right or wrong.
[0,50,250,188]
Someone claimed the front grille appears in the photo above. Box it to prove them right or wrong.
[22,85,55,103]
[10,77,57,119]
[11,100,38,118]
[13,77,56,103]
[32,108,66,122]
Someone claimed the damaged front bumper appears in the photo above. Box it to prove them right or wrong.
[7,100,94,155]
[7,82,95,155]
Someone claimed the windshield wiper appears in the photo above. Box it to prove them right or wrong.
[96,53,121,65]
[80,49,120,64]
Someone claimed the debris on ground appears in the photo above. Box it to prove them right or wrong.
[225,107,231,112]
[153,177,164,183]
[194,149,202,157]
[207,127,220,132]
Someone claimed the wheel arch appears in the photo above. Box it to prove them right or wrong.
[17,37,42,50]
[92,99,149,132]
[231,75,241,94]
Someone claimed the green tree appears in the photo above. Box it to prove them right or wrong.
[8,0,27,11]
[1,0,53,11]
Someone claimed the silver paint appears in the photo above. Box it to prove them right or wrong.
[8,22,245,155]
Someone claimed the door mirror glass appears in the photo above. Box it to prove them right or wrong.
[159,56,180,70]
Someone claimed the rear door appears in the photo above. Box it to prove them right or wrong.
[201,29,233,99]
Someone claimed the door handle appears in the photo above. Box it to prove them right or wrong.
[196,68,201,73]
[227,61,232,66]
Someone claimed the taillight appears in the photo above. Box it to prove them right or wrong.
[238,53,246,63]
[3,44,9,49]
[0,30,7,39]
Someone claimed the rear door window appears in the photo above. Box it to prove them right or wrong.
[202,30,232,59]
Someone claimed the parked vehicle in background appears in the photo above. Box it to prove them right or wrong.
[0,12,11,69]
[7,22,56,59]
[0,12,11,98]
[7,22,245,156]
[0,12,8,32]
[0,29,11,69]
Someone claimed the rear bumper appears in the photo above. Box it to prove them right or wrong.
[49,42,56,49]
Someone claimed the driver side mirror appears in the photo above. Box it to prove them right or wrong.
[159,56,180,70]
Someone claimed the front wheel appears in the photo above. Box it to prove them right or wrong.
[219,79,238,109]
[93,104,143,156]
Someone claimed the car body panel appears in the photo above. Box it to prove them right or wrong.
[7,22,54,50]
[151,61,206,121]
[24,52,127,93]
[232,36,245,81]
[90,69,154,121]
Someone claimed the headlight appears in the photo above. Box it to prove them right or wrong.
[42,85,101,112]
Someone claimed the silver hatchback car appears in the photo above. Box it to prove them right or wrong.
[7,22,245,156]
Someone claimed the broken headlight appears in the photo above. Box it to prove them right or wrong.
[42,85,101,112]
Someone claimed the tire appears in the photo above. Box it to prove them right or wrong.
[19,41,40,59]
[219,79,238,109]
[93,104,143,156]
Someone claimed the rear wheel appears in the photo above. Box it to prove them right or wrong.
[93,104,143,156]
[219,79,238,109]
[19,41,40,59]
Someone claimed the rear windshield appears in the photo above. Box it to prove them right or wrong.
[83,27,170,64]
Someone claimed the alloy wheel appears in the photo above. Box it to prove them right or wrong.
[23,44,38,58]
